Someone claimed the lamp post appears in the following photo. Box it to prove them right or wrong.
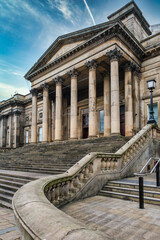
[147,80,156,124]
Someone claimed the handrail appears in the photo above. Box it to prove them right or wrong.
[135,157,160,176]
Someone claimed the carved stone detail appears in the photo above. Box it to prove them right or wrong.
[107,48,122,61]
[124,61,134,71]
[41,83,49,90]
[30,88,38,96]
[68,69,78,78]
[14,110,21,116]
[85,59,97,70]
[54,76,63,85]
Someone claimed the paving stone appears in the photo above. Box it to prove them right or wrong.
[62,196,160,240]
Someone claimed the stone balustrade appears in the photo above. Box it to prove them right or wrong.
[13,124,159,240]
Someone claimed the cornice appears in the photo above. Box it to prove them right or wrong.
[26,21,145,80]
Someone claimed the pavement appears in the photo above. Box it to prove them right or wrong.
[62,195,160,240]
[0,207,20,240]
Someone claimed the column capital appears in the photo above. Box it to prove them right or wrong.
[124,61,135,72]
[30,88,38,96]
[133,65,141,75]
[107,48,122,61]
[54,76,64,85]
[8,111,13,116]
[41,83,49,90]
[68,69,79,78]
[13,110,21,116]
[0,115,5,120]
[85,59,97,70]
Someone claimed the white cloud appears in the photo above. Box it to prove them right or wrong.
[0,82,29,100]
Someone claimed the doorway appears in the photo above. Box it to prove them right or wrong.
[120,105,125,136]
[82,113,89,138]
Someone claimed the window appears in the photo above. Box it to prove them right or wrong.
[38,127,42,142]
[26,130,29,144]
[147,103,158,125]
[100,110,104,132]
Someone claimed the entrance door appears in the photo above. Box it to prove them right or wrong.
[82,113,89,138]
[120,105,125,136]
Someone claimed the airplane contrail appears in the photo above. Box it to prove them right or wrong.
[83,0,96,25]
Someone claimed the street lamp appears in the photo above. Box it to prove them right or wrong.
[147,79,156,124]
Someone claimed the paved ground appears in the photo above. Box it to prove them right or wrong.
[0,207,20,240]
[62,196,160,240]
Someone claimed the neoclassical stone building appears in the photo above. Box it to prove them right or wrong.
[0,1,160,148]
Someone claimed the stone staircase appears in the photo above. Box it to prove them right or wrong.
[99,178,160,205]
[0,136,127,208]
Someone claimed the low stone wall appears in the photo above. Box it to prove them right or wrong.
[13,124,160,240]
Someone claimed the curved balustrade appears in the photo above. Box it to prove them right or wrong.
[13,124,159,240]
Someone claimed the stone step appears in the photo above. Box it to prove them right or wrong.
[0,175,31,184]
[103,186,160,199]
[0,193,12,204]
[0,183,19,192]
[0,187,15,197]
[107,181,160,192]
[0,179,23,188]
[0,199,12,209]
[99,190,160,205]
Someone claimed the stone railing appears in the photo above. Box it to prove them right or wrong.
[13,124,159,240]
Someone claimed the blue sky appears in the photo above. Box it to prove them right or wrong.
[0,0,160,101]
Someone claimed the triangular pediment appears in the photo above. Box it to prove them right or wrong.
[46,41,85,64]
[25,21,114,79]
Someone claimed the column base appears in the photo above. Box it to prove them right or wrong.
[110,133,121,136]
[69,138,78,141]
[89,135,97,139]
[54,139,63,141]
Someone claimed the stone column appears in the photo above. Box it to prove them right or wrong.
[8,112,13,148]
[68,69,78,139]
[104,73,111,136]
[124,61,134,137]
[54,77,63,141]
[30,89,38,143]
[50,96,55,141]
[0,115,6,147]
[107,48,122,135]
[86,60,97,137]
[133,67,140,132]
[14,110,21,148]
[41,83,49,142]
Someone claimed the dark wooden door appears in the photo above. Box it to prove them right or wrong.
[120,105,125,136]
[82,113,89,139]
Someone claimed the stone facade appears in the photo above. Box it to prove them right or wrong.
[1,1,160,148]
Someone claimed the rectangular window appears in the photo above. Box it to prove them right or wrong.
[147,103,158,125]
[100,110,104,132]
[26,130,29,144]
[39,127,42,142]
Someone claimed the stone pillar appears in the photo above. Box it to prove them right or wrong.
[107,48,122,135]
[68,69,78,139]
[30,89,38,143]
[0,115,6,147]
[54,77,63,141]
[125,61,134,137]
[14,110,21,148]
[8,112,13,148]
[86,60,97,137]
[41,83,49,142]
[104,73,111,136]
[133,67,140,132]
[51,96,55,141]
